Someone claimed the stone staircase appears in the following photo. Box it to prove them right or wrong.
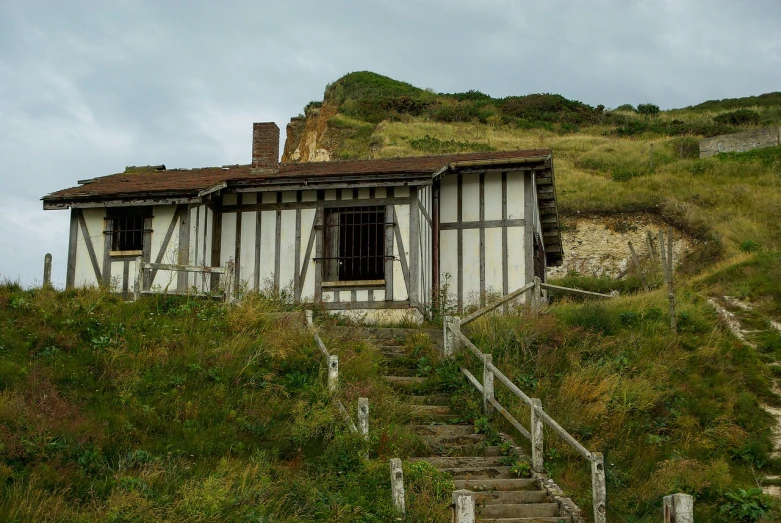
[368,326,578,522]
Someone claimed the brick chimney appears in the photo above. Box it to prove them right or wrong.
[252,122,280,173]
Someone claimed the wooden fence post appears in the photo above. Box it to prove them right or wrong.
[530,399,544,472]
[591,452,607,523]
[43,254,52,288]
[305,309,314,327]
[663,493,693,523]
[646,231,656,258]
[358,397,369,460]
[658,230,677,332]
[444,316,461,357]
[452,490,475,523]
[483,354,494,415]
[627,241,648,291]
[389,458,405,515]
[328,355,339,392]
[532,276,542,309]
[134,256,143,301]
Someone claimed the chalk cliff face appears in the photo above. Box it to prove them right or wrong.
[281,104,337,163]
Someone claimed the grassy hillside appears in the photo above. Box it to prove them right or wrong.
[0,285,460,522]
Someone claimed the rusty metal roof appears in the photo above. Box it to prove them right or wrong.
[42,149,552,203]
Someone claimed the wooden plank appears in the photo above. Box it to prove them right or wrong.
[501,172,509,299]
[294,192,302,302]
[314,194,324,302]
[78,211,103,284]
[321,301,413,310]
[66,208,79,289]
[210,199,223,290]
[151,207,182,284]
[102,215,112,283]
[457,173,463,313]
[479,172,485,307]
[142,214,153,289]
[232,178,431,193]
[234,202,242,293]
[393,208,411,298]
[409,187,420,305]
[299,209,318,298]
[274,192,282,290]
[141,262,226,274]
[44,196,201,210]
[539,282,613,298]
[418,198,432,226]
[461,281,535,325]
[221,196,411,213]
[385,188,395,301]
[440,219,525,230]
[177,205,192,290]
[523,171,535,284]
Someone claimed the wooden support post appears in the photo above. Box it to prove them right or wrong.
[305,309,314,327]
[452,490,475,523]
[358,397,369,460]
[483,354,494,415]
[328,355,339,392]
[663,493,693,523]
[666,228,677,332]
[133,256,143,301]
[43,254,52,288]
[389,458,406,516]
[646,230,656,259]
[591,452,607,523]
[627,241,648,291]
[532,276,542,309]
[649,143,654,171]
[444,316,461,357]
[530,399,544,473]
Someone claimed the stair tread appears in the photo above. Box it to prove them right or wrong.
[453,478,538,491]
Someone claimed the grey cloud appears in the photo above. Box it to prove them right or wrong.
[0,0,779,284]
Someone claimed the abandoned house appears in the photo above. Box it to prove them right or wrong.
[42,122,563,321]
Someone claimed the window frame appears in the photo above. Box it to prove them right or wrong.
[106,207,151,255]
[322,205,388,286]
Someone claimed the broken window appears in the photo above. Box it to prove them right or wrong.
[324,206,386,282]
[107,208,149,252]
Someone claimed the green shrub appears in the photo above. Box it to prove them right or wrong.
[614,104,636,112]
[714,109,762,126]
[408,134,495,154]
[637,103,660,117]
[719,488,774,522]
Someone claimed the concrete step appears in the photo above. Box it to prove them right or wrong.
[378,345,409,357]
[409,394,451,405]
[478,503,559,519]
[478,517,570,523]
[473,490,550,505]
[408,456,506,468]
[445,465,519,479]
[409,404,457,422]
[384,375,426,387]
[453,478,538,492]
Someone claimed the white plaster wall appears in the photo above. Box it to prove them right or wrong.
[278,209,296,292]
[392,202,410,301]
[484,172,502,221]
[74,208,105,287]
[484,227,503,293]
[257,209,276,289]
[148,205,178,290]
[300,208,316,300]
[506,171,524,220]
[240,210,256,290]
[440,229,459,302]
[507,226,526,291]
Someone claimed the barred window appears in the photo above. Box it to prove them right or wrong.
[108,208,148,252]
[324,206,386,282]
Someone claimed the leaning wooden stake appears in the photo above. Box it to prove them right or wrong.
[627,241,648,291]
[659,229,677,332]
[43,254,52,288]
[389,458,405,515]
[328,355,339,392]
[646,231,656,258]
[591,453,607,523]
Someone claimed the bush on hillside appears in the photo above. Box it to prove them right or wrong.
[713,109,762,126]
[637,103,661,117]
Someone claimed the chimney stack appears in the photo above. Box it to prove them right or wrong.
[252,122,280,173]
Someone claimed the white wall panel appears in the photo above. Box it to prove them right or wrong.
[485,227,503,293]
[462,173,480,222]
[506,171,524,220]
[484,172,503,221]
[300,208,316,300]
[462,228,480,307]
[240,211,257,288]
[258,210,276,289]
[507,226,526,290]
[393,203,410,301]
[440,176,457,223]
[278,209,296,291]
[440,229,458,303]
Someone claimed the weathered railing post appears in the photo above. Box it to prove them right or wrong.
[358,397,369,459]
[530,399,544,472]
[452,490,475,523]
[328,355,339,392]
[443,316,461,357]
[133,256,143,301]
[43,254,52,288]
[483,354,494,415]
[591,452,607,523]
[305,309,314,326]
[663,493,693,523]
[389,458,405,516]
[532,276,542,309]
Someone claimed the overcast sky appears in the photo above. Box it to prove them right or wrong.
[1,0,779,286]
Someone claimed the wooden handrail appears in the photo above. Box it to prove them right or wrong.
[539,282,615,299]
[449,315,606,523]
[140,262,226,274]
[461,281,535,325]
